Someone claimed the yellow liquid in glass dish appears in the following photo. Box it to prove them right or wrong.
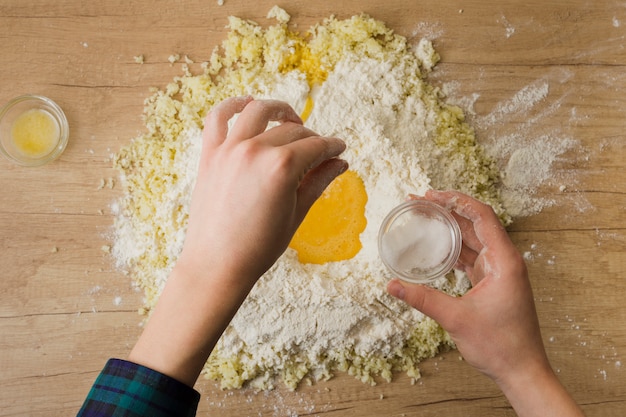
[11,108,60,158]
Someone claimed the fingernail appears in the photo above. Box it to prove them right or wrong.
[387,280,406,301]
[330,137,347,153]
[337,159,349,175]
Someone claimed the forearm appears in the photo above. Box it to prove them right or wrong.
[128,264,252,387]
[126,98,347,389]
[497,362,585,417]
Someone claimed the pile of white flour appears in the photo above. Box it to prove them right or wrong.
[111,9,505,390]
[210,55,468,389]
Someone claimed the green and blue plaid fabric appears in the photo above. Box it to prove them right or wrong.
[77,359,200,417]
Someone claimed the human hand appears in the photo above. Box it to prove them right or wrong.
[177,96,348,291]
[129,97,347,386]
[388,190,540,381]
[386,190,584,416]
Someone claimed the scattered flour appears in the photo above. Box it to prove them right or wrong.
[443,76,581,218]
[410,21,444,41]
[499,15,516,39]
[476,80,550,130]
[499,134,577,217]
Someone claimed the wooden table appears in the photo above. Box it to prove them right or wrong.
[1,1,625,415]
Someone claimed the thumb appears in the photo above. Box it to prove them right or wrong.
[386,279,458,328]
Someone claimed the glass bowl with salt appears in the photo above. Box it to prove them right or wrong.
[378,199,462,284]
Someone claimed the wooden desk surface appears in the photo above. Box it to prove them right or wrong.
[1,1,625,415]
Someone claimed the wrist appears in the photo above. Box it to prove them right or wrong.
[129,263,253,387]
[495,360,584,417]
[174,248,260,298]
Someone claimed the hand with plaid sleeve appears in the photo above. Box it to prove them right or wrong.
[77,97,348,416]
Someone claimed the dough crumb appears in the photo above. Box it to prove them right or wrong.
[267,5,290,23]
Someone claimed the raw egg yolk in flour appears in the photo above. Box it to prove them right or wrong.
[281,37,368,264]
[289,170,368,264]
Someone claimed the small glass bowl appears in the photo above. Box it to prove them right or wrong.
[378,200,462,284]
[0,95,69,167]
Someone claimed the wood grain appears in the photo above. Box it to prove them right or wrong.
[1,1,625,416]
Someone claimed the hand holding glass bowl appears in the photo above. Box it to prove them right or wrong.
[378,198,462,283]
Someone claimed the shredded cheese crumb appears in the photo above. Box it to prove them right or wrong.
[267,5,291,23]
[168,54,180,65]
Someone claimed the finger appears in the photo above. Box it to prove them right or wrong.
[409,191,481,285]
[418,191,483,254]
[227,99,302,142]
[387,279,459,330]
[458,241,478,268]
[295,158,349,222]
[457,241,482,286]
[202,96,253,148]
[407,193,425,200]
[256,122,321,147]
[284,135,347,178]
[426,190,510,253]
[453,211,483,254]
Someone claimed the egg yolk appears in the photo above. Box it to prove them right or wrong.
[289,170,368,264]
[300,95,315,123]
[279,33,327,124]
[279,36,328,87]
[280,33,368,265]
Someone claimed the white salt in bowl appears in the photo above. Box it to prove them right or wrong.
[378,200,462,284]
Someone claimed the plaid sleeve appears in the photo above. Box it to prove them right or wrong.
[77,358,200,417]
